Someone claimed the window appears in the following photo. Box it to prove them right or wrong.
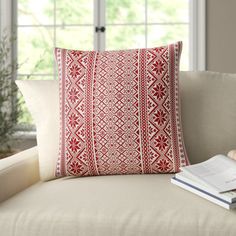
[16,0,205,77]
[0,0,205,124]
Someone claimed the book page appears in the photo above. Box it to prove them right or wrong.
[180,155,236,193]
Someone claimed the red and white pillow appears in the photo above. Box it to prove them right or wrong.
[54,42,189,177]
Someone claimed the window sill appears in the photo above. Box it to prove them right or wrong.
[1,131,37,158]
[13,131,36,140]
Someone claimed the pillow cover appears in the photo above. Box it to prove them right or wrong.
[16,80,59,181]
[55,42,189,177]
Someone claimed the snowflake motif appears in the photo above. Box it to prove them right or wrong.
[69,161,83,175]
[157,159,170,172]
[69,137,80,152]
[154,109,167,126]
[155,134,168,151]
[152,83,166,100]
[152,60,165,75]
[154,47,165,54]
[70,50,82,58]
[68,113,79,128]
[68,88,79,103]
[69,64,80,79]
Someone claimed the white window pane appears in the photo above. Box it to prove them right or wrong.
[56,27,93,50]
[106,25,145,50]
[147,24,189,70]
[18,0,53,25]
[18,27,54,75]
[148,0,189,23]
[106,0,145,24]
[56,0,93,25]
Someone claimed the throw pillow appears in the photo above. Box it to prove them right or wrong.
[54,42,189,177]
[16,80,59,181]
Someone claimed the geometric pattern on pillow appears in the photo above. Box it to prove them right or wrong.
[54,42,189,177]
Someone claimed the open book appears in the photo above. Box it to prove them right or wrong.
[180,154,236,193]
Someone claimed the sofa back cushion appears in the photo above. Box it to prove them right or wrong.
[17,71,236,180]
[180,71,236,164]
[54,42,189,177]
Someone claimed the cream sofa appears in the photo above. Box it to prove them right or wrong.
[1,71,236,236]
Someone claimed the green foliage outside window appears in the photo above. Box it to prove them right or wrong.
[0,34,21,151]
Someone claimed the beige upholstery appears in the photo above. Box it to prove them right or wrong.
[1,71,236,235]
[0,147,39,203]
[180,71,236,164]
[1,174,236,236]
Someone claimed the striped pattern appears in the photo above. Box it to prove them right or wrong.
[54,42,189,177]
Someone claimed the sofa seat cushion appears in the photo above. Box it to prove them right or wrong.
[0,175,236,236]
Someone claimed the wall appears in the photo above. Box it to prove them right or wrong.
[207,0,236,73]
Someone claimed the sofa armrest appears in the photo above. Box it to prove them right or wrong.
[0,146,40,203]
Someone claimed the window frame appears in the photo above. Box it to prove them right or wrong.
[96,0,206,70]
[189,0,206,70]
[1,0,206,72]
